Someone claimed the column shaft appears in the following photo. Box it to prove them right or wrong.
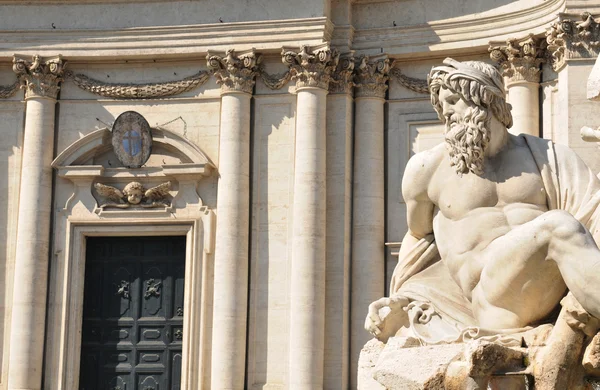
[289,87,328,388]
[8,97,56,390]
[211,92,252,390]
[507,81,540,137]
[350,96,386,389]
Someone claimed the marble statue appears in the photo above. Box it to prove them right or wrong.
[361,58,600,389]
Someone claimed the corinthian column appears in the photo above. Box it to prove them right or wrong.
[490,34,544,137]
[207,49,260,390]
[283,44,338,389]
[8,54,65,390]
[350,55,390,389]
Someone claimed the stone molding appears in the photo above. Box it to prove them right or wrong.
[354,55,390,99]
[329,52,355,94]
[489,34,545,84]
[207,48,262,94]
[13,54,66,99]
[64,69,209,99]
[546,12,600,72]
[282,44,339,90]
[0,80,21,99]
[388,66,429,94]
[258,68,292,90]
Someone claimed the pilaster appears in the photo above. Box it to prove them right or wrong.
[207,49,260,390]
[350,54,389,389]
[8,54,65,390]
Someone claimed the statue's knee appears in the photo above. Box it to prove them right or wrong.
[540,210,584,239]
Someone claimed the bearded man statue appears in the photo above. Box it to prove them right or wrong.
[362,58,600,389]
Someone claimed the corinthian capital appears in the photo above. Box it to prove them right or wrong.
[545,12,600,72]
[13,54,66,99]
[282,44,339,90]
[329,52,355,94]
[354,55,390,98]
[207,49,262,94]
[489,34,545,84]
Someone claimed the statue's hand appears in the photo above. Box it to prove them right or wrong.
[365,295,410,341]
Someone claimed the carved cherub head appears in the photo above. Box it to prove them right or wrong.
[123,181,144,204]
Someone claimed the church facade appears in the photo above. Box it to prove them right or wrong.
[0,0,599,389]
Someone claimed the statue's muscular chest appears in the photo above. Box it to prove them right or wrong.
[430,148,547,220]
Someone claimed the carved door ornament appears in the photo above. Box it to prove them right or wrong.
[115,280,130,299]
[144,279,162,299]
[112,111,152,168]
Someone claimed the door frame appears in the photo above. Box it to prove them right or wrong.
[45,219,214,390]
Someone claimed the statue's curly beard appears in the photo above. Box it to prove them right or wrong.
[444,107,490,176]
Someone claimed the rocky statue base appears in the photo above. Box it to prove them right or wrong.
[358,294,600,390]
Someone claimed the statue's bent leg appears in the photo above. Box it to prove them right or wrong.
[472,210,600,328]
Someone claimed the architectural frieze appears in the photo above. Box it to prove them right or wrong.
[282,44,339,90]
[354,55,390,98]
[546,12,600,72]
[13,54,66,99]
[489,34,545,84]
[329,53,355,94]
[64,69,209,99]
[207,49,261,94]
[258,69,292,90]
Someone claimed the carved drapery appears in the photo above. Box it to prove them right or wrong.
[207,49,261,94]
[489,34,545,84]
[354,55,390,98]
[282,44,339,90]
[13,54,66,99]
[329,53,355,94]
[64,70,209,99]
[546,12,600,72]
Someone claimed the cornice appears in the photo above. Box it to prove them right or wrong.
[351,0,565,57]
[0,17,329,59]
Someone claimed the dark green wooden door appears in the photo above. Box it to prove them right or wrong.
[79,236,186,390]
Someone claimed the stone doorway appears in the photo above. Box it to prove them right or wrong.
[79,236,186,390]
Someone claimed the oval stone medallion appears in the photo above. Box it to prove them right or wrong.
[112,111,152,168]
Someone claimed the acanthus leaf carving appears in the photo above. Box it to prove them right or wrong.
[13,54,66,99]
[354,55,390,98]
[329,52,355,94]
[546,12,600,72]
[489,33,545,83]
[207,48,262,94]
[65,70,209,99]
[282,44,339,90]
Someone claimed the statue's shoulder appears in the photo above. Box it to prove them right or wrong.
[402,144,445,198]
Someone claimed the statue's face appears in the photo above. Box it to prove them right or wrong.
[438,86,472,129]
[127,189,143,204]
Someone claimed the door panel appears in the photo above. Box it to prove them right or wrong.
[80,236,185,390]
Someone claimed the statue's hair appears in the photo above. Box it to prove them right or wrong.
[429,61,513,129]
[123,181,144,194]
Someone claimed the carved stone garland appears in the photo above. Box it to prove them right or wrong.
[282,44,340,90]
[354,55,390,98]
[206,49,261,94]
[64,69,209,99]
[13,54,66,99]
[546,12,600,72]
